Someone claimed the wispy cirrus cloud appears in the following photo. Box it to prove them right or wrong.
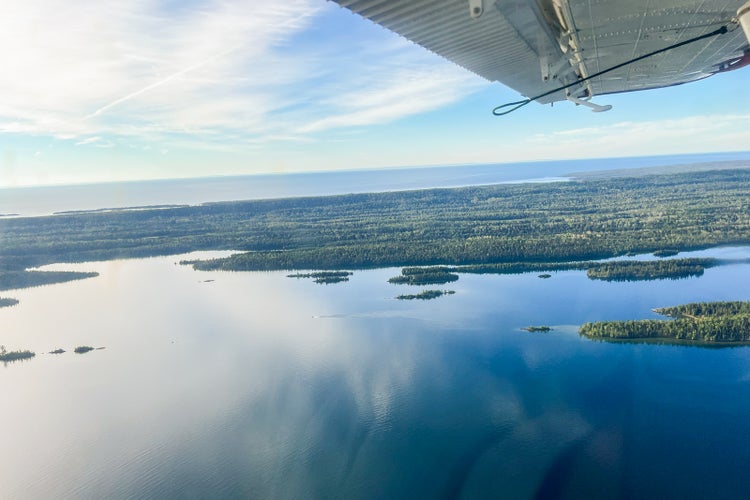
[525,114,750,159]
[0,0,484,151]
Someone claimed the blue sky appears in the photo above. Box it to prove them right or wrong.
[1,0,748,187]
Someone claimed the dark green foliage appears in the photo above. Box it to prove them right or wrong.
[287,271,352,284]
[655,301,750,318]
[522,326,552,332]
[0,297,19,308]
[389,267,459,285]
[0,271,99,291]
[74,346,95,354]
[579,301,750,343]
[585,258,716,281]
[0,345,35,362]
[653,249,679,257]
[396,290,455,300]
[1,170,749,273]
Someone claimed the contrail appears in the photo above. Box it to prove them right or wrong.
[84,7,320,120]
[85,46,238,119]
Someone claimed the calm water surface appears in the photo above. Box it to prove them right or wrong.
[2,248,750,498]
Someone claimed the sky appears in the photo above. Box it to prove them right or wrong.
[1,0,748,188]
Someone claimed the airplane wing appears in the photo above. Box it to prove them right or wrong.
[331,0,750,105]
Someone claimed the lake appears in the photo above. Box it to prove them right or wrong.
[2,246,750,498]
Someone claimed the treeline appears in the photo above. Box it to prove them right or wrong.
[286,271,352,284]
[396,290,455,300]
[656,301,750,318]
[579,301,750,343]
[585,258,716,281]
[381,257,720,284]
[0,297,19,308]
[388,267,459,285]
[0,349,35,362]
[451,262,590,274]
[1,169,749,274]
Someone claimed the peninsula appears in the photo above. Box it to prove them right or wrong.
[579,301,750,343]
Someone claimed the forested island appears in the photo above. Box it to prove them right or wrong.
[0,297,19,308]
[523,326,552,332]
[388,267,459,285]
[396,290,455,300]
[286,271,352,284]
[1,170,749,285]
[0,345,105,365]
[585,258,717,281]
[0,346,35,362]
[579,301,750,343]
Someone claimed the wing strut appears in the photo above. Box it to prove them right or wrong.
[493,24,731,116]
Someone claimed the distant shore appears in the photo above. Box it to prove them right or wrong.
[2,169,750,290]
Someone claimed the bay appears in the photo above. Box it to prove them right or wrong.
[2,247,750,498]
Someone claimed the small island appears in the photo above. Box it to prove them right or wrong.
[522,326,552,332]
[74,346,95,354]
[0,297,19,308]
[579,301,750,343]
[49,348,66,354]
[538,274,552,279]
[585,258,715,282]
[287,271,353,284]
[396,290,455,300]
[0,346,35,362]
[389,267,459,285]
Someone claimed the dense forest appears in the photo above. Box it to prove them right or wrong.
[0,346,35,362]
[383,257,722,284]
[585,258,716,281]
[1,170,749,280]
[579,301,750,343]
[388,267,460,285]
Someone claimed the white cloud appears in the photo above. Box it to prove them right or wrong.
[297,66,482,133]
[524,114,750,159]
[75,137,102,146]
[0,0,483,151]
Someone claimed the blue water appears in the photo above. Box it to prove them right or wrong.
[3,155,750,497]
[2,151,749,216]
[2,247,750,498]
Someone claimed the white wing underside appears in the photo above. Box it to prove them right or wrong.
[332,0,748,104]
